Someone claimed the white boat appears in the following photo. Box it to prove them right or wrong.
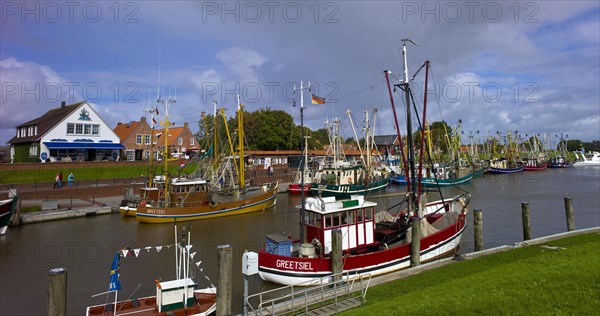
[573,151,600,166]
[86,226,216,315]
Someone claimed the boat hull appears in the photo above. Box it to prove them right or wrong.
[310,177,388,198]
[287,183,311,195]
[390,174,473,187]
[136,183,279,223]
[523,165,548,171]
[485,166,524,174]
[258,214,465,286]
[0,198,17,236]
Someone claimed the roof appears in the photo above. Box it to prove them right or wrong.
[155,125,190,146]
[8,101,85,144]
[113,118,149,142]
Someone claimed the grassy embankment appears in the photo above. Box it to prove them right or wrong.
[0,161,197,184]
[341,232,600,315]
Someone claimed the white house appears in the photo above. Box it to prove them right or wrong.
[8,101,124,162]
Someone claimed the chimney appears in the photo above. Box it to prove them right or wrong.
[61,101,66,108]
[141,117,147,122]
[184,122,189,129]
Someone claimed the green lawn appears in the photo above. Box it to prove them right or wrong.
[0,162,198,184]
[341,233,600,315]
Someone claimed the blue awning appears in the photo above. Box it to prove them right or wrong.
[43,142,125,150]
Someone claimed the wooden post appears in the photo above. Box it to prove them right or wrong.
[217,245,232,316]
[522,202,531,241]
[47,268,67,316]
[473,209,483,251]
[564,194,575,231]
[410,216,421,267]
[331,229,343,282]
[8,189,20,226]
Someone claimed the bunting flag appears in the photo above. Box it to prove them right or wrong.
[156,246,162,253]
[155,107,159,115]
[311,94,326,105]
[152,117,157,125]
[195,260,202,267]
[133,249,141,257]
[145,246,152,252]
[121,249,129,258]
[108,253,122,292]
[190,252,197,259]
[186,245,193,251]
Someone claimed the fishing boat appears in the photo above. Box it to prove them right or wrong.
[309,115,389,198]
[136,96,278,223]
[0,196,18,235]
[86,226,217,315]
[522,157,548,171]
[259,40,470,286]
[573,151,600,166]
[547,156,573,168]
[485,159,524,174]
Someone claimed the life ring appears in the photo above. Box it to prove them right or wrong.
[348,177,353,184]
[139,200,147,207]
[158,191,165,200]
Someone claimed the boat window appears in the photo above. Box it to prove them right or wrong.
[341,211,347,225]
[315,214,322,228]
[333,213,340,227]
[347,210,355,225]
[365,208,373,221]
[357,209,364,222]
[324,214,332,228]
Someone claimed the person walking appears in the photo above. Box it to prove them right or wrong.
[58,171,63,189]
[68,172,74,187]
[53,173,60,189]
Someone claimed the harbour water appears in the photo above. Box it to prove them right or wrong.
[1,166,599,315]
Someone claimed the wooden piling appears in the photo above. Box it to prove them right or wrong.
[217,245,232,316]
[410,216,421,267]
[331,229,343,281]
[522,202,531,241]
[473,209,483,251]
[564,194,575,231]
[47,268,67,316]
[8,189,20,226]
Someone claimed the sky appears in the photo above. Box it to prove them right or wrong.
[1,1,599,148]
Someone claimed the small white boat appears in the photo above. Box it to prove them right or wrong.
[573,151,600,166]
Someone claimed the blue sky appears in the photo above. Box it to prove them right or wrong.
[1,1,599,147]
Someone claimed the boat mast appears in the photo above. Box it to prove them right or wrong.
[295,81,310,244]
[238,95,245,189]
[401,38,419,214]
[158,88,176,205]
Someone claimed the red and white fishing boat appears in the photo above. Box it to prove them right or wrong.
[258,194,469,285]
[258,40,471,286]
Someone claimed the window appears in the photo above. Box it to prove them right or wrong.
[92,125,99,135]
[84,124,91,135]
[29,144,38,157]
[136,134,142,145]
[67,124,75,134]
[75,124,83,134]
[126,150,135,161]
[34,125,37,135]
[144,134,151,145]
[190,138,195,146]
[178,138,183,145]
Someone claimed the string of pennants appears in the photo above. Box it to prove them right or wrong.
[118,243,213,287]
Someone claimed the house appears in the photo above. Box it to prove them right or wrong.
[155,122,199,159]
[7,101,124,163]
[113,117,153,161]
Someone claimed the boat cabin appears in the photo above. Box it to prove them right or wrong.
[157,278,196,312]
[303,195,377,256]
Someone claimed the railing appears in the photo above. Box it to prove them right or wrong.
[246,271,371,316]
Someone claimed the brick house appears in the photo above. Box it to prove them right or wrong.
[155,123,199,159]
[114,117,154,161]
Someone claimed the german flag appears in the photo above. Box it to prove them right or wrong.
[311,94,326,105]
